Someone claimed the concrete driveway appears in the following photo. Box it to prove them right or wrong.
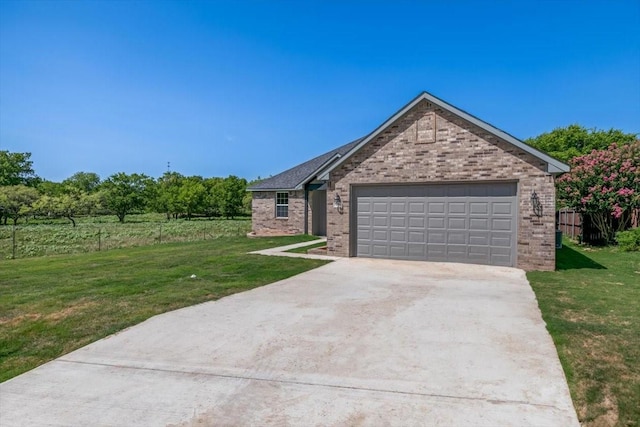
[0,258,578,426]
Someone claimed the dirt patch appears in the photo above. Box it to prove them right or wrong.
[0,300,99,326]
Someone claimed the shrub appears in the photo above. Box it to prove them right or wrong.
[616,227,640,252]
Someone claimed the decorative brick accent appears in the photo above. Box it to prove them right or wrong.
[326,100,557,271]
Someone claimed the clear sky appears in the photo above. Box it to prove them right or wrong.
[1,0,639,183]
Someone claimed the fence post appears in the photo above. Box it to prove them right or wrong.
[203,225,206,241]
[159,224,162,244]
[98,228,101,251]
[11,225,16,259]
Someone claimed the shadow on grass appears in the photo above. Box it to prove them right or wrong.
[556,244,606,271]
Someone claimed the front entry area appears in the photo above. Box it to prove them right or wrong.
[354,182,517,266]
[311,190,327,236]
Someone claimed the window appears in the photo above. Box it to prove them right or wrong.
[276,192,288,218]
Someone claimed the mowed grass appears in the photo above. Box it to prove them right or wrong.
[0,214,252,259]
[528,240,640,427]
[0,235,325,382]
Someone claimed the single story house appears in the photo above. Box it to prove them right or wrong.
[249,91,569,271]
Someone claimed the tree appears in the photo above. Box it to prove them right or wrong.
[62,172,101,193]
[220,175,247,219]
[33,190,96,227]
[154,172,184,219]
[0,185,40,225]
[178,176,207,220]
[557,142,640,243]
[203,177,224,218]
[100,173,154,222]
[525,125,637,163]
[0,151,38,186]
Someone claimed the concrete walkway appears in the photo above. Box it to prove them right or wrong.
[248,237,341,260]
[0,259,579,426]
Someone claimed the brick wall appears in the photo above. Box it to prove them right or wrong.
[251,190,307,235]
[326,99,557,271]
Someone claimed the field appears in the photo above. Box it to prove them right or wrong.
[528,240,640,427]
[0,234,325,382]
[0,213,251,259]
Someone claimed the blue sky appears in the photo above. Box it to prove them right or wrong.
[1,0,638,182]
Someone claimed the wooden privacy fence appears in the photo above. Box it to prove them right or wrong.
[556,208,640,245]
[557,208,581,239]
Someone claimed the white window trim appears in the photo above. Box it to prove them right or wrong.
[276,192,289,219]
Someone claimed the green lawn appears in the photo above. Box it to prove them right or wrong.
[0,235,325,382]
[528,240,640,427]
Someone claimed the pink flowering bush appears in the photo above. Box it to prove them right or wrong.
[557,141,640,243]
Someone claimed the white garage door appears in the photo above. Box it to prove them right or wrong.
[354,183,517,266]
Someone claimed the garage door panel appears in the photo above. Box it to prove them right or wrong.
[428,231,446,244]
[357,244,371,256]
[448,202,467,214]
[491,233,512,247]
[409,216,425,227]
[428,202,445,214]
[448,231,467,245]
[492,202,513,215]
[409,202,425,213]
[373,216,388,227]
[470,202,489,214]
[448,217,466,230]
[469,232,490,246]
[390,230,407,242]
[408,231,425,242]
[389,244,406,257]
[491,218,512,231]
[373,202,389,213]
[373,230,388,241]
[372,245,389,256]
[428,217,445,229]
[470,218,489,230]
[355,184,516,267]
[390,216,406,227]
[358,216,371,227]
[408,243,426,257]
[357,229,371,240]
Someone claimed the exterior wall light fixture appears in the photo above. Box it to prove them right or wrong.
[531,191,543,217]
[333,193,343,213]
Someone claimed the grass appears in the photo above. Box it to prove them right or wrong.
[0,234,326,382]
[285,241,327,254]
[0,213,251,259]
[528,239,640,427]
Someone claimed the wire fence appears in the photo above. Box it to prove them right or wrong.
[0,220,252,260]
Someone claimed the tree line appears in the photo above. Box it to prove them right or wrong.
[0,152,252,226]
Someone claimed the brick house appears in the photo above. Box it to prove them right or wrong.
[249,92,569,271]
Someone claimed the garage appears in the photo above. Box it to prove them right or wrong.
[354,182,517,267]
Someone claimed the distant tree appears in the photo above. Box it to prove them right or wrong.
[154,172,184,219]
[37,180,66,197]
[525,125,637,163]
[62,172,101,193]
[557,142,640,243]
[33,190,96,227]
[178,176,207,220]
[0,151,38,186]
[101,172,154,222]
[221,175,247,219]
[203,177,224,218]
[0,185,40,225]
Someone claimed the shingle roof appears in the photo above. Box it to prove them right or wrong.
[248,137,363,191]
